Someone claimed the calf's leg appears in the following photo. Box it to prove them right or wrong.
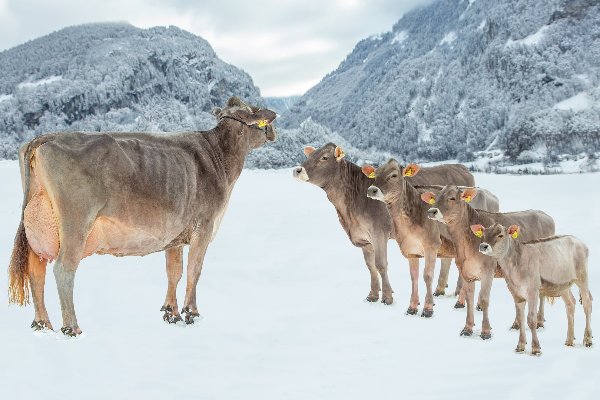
[161,247,184,323]
[527,291,541,355]
[407,258,419,315]
[537,295,546,328]
[479,266,494,339]
[361,245,380,302]
[514,298,527,352]
[181,227,212,324]
[434,258,451,296]
[28,248,52,330]
[421,248,437,317]
[576,282,593,347]
[562,291,576,346]
[460,280,476,336]
[374,239,393,305]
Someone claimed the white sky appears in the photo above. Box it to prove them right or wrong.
[0,0,434,97]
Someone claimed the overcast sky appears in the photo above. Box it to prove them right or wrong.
[0,0,434,97]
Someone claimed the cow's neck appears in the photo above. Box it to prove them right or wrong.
[322,160,371,216]
[496,239,523,282]
[387,179,426,228]
[209,123,249,186]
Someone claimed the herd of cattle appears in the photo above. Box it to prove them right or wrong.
[8,98,592,355]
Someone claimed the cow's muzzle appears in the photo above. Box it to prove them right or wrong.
[428,208,443,220]
[367,186,385,201]
[293,166,309,182]
[479,243,492,255]
[266,126,277,143]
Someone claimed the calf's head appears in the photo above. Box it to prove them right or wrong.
[362,159,419,203]
[422,184,477,224]
[213,97,277,150]
[474,223,520,258]
[293,143,346,186]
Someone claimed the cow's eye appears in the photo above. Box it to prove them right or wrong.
[449,197,456,201]
[391,174,398,178]
[498,235,504,238]
[321,156,328,161]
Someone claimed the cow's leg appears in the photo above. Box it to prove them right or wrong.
[161,247,184,323]
[576,282,593,347]
[515,298,527,352]
[421,249,437,317]
[460,280,476,336]
[527,291,541,355]
[361,245,380,302]
[407,258,419,315]
[28,248,52,331]
[479,267,494,340]
[374,239,393,305]
[53,223,89,336]
[537,295,546,328]
[455,280,466,309]
[434,258,451,296]
[181,230,212,324]
[562,291,576,346]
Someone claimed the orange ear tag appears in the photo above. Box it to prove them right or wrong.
[475,229,483,238]
[405,169,412,177]
[465,195,471,202]
[512,231,519,239]
[368,172,375,178]
[429,198,435,205]
[258,120,268,127]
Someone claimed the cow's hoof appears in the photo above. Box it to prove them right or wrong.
[366,295,379,302]
[537,322,545,329]
[481,333,492,340]
[60,326,81,337]
[421,309,434,318]
[406,307,418,315]
[565,340,574,347]
[515,347,525,353]
[31,320,52,331]
[585,341,593,348]
[532,349,542,356]
[381,298,393,305]
[434,289,445,297]
[163,312,183,324]
[454,301,465,309]
[460,328,473,337]
[510,322,520,330]
[476,304,482,311]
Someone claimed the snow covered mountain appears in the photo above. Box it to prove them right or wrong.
[264,96,301,116]
[279,0,600,164]
[0,22,265,159]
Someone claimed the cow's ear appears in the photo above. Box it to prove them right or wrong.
[304,147,316,158]
[362,165,375,178]
[421,192,436,204]
[335,146,345,162]
[460,188,478,203]
[402,164,420,177]
[470,224,485,238]
[508,225,521,239]
[212,107,222,118]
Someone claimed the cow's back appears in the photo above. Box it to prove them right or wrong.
[412,164,475,187]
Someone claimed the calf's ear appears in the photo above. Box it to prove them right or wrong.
[460,188,478,202]
[212,107,222,118]
[421,192,436,204]
[470,224,485,238]
[508,225,521,239]
[335,146,345,161]
[402,164,420,177]
[362,165,376,178]
[304,147,316,158]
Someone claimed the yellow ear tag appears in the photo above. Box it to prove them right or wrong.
[429,198,435,205]
[258,120,268,127]
[368,172,375,178]
[405,169,412,177]
[475,230,483,238]
[512,231,519,239]
[465,195,471,203]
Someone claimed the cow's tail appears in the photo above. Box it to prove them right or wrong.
[8,133,56,306]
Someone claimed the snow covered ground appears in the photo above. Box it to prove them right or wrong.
[0,160,598,399]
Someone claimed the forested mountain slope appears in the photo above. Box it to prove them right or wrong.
[0,22,264,159]
[278,0,600,164]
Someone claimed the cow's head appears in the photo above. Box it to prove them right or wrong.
[475,223,520,259]
[363,159,420,204]
[293,143,346,186]
[213,97,277,150]
[422,184,477,224]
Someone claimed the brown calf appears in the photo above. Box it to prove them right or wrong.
[424,184,555,338]
[364,159,497,317]
[478,224,592,354]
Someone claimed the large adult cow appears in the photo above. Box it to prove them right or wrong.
[8,97,277,336]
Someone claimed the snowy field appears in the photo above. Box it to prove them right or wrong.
[0,160,598,400]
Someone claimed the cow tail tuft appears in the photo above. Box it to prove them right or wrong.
[8,221,30,306]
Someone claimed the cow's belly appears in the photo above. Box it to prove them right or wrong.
[24,191,180,260]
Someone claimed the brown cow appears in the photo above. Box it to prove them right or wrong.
[8,97,277,335]
[423,184,555,338]
[363,159,498,317]
[478,224,592,354]
[293,144,464,305]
